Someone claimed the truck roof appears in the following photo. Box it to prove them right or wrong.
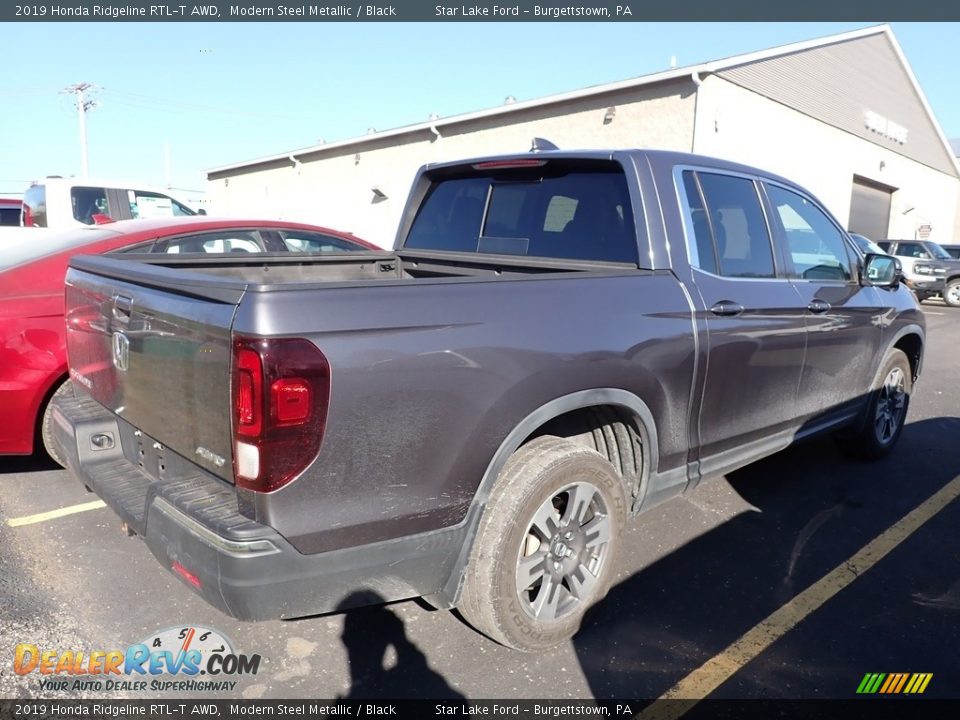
[422,148,806,192]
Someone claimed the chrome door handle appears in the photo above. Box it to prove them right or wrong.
[710,301,745,317]
[807,300,832,314]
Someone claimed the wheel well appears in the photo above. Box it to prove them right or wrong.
[894,334,923,382]
[523,405,646,504]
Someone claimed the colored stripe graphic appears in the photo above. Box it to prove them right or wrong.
[857,672,932,694]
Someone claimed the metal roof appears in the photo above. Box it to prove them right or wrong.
[207,25,959,178]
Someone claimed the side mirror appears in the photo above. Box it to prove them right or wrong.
[197,208,207,216]
[862,253,899,288]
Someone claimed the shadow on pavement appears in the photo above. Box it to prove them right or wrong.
[336,591,465,700]
[572,416,960,699]
[0,453,59,475]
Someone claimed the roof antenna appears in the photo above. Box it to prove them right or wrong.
[530,137,559,153]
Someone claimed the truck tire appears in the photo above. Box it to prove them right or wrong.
[459,436,626,651]
[847,349,912,460]
[943,278,960,308]
[40,380,72,468]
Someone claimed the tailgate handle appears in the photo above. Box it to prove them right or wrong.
[112,295,133,323]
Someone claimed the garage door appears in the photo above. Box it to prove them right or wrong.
[848,176,894,241]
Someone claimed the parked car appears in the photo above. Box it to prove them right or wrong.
[0,198,22,226]
[942,244,960,260]
[20,177,200,229]
[53,149,923,651]
[876,239,960,307]
[0,216,377,465]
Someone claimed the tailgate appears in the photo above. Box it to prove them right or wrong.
[65,258,243,483]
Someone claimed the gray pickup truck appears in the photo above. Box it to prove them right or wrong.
[54,149,924,651]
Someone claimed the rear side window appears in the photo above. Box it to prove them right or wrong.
[404,163,638,264]
[686,172,775,279]
[156,231,263,254]
[71,186,110,225]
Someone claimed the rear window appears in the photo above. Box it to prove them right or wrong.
[404,162,638,264]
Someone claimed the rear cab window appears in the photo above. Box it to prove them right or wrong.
[403,160,639,264]
[679,169,776,279]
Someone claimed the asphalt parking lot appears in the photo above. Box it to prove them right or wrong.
[1,301,958,703]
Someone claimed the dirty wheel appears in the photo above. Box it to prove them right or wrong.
[40,380,72,468]
[943,278,960,308]
[848,349,911,460]
[459,436,626,651]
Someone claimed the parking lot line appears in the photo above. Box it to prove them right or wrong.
[6,500,106,527]
[640,472,960,718]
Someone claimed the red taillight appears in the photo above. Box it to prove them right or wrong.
[236,347,263,436]
[231,337,330,493]
[471,159,547,170]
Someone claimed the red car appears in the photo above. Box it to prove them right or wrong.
[0,216,378,464]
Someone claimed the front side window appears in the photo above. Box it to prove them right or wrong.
[685,171,775,279]
[766,185,852,282]
[893,242,929,259]
[278,231,362,253]
[129,190,195,219]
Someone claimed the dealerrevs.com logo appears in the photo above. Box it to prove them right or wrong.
[14,626,261,693]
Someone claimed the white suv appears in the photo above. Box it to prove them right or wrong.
[20,178,200,229]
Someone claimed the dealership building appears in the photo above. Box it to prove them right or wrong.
[207,25,960,248]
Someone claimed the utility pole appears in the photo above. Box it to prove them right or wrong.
[62,83,97,176]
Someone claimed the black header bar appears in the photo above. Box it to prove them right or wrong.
[3,1,960,22]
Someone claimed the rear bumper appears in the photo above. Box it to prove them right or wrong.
[51,390,464,620]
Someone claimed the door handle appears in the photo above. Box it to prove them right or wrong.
[807,299,832,314]
[112,294,133,323]
[710,300,745,317]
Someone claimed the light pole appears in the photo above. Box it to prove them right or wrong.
[63,83,97,176]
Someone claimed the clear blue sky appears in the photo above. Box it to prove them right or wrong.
[1,22,957,199]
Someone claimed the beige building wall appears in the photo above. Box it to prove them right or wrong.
[693,76,959,242]
[207,81,697,247]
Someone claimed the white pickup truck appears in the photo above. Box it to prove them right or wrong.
[18,177,200,229]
